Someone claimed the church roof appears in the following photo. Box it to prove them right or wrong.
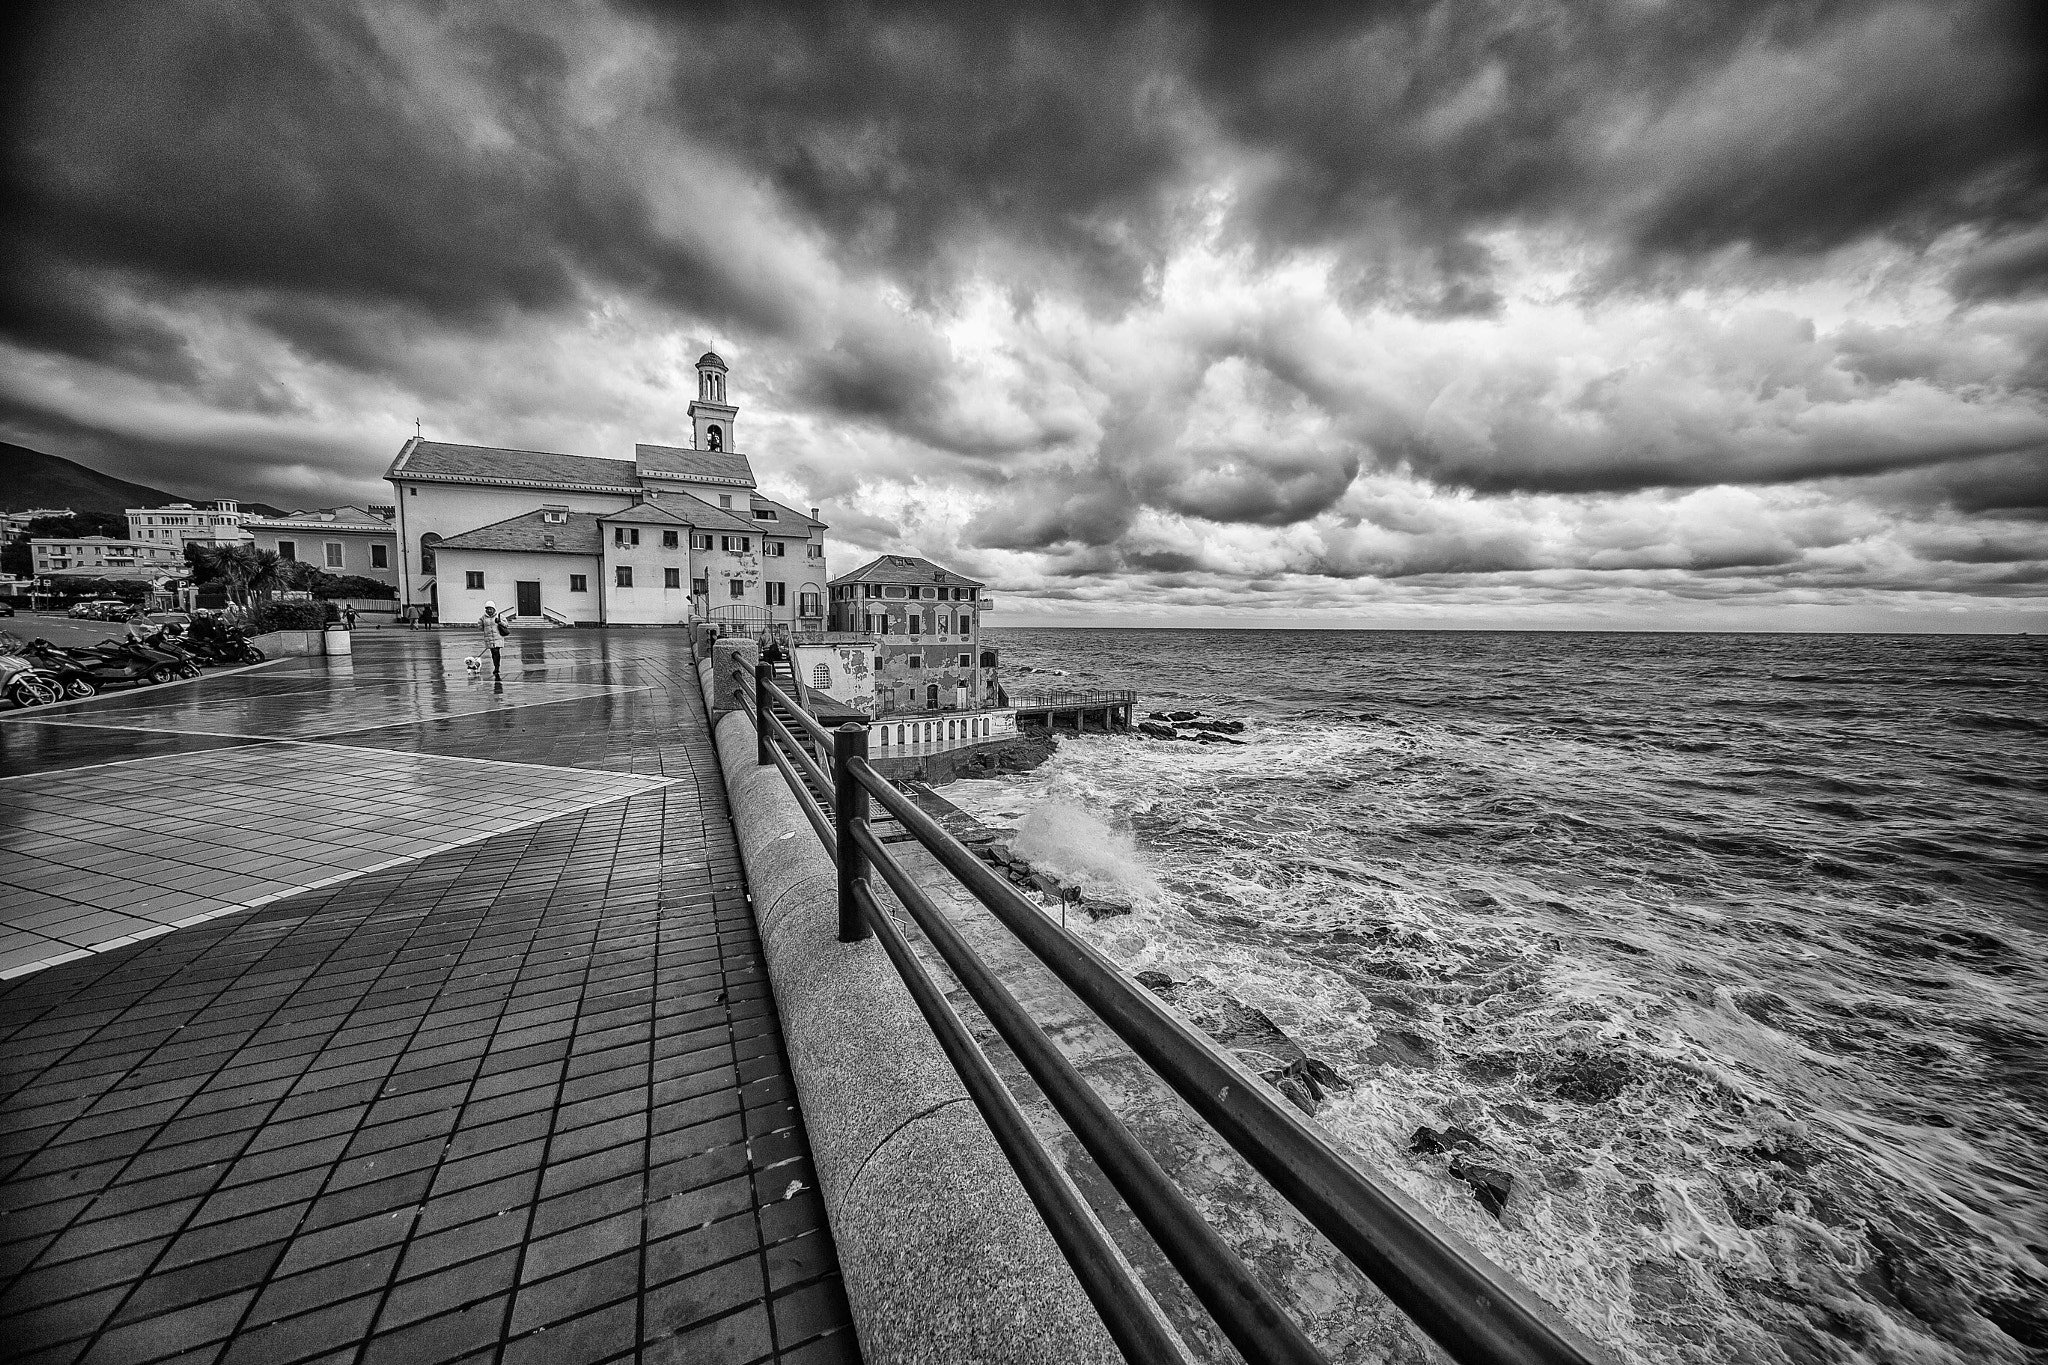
[599,497,757,535]
[435,510,603,556]
[634,443,755,487]
[387,440,639,493]
[243,505,393,533]
[831,555,984,589]
[696,351,727,370]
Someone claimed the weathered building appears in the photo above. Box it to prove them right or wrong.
[824,556,997,716]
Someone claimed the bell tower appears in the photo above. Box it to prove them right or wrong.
[687,351,736,453]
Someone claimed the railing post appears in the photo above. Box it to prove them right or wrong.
[755,661,774,766]
[832,723,873,942]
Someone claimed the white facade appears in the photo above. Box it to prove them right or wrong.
[127,502,250,548]
[32,537,185,576]
[387,353,829,625]
[870,709,1018,754]
[434,547,602,626]
[794,641,881,714]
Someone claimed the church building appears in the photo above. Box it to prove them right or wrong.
[385,353,828,627]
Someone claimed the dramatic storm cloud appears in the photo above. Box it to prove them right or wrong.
[3,0,2045,627]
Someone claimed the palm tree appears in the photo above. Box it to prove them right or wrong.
[243,549,285,602]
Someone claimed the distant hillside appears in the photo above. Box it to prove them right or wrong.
[0,443,287,518]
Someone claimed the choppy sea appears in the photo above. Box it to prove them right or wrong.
[945,629,2047,1365]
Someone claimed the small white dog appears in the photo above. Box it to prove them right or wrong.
[463,655,485,675]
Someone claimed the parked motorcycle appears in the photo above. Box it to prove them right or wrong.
[0,654,63,707]
[18,645,100,699]
[26,639,182,689]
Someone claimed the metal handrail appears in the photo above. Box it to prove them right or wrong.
[849,768,1604,1365]
[722,663,1610,1365]
[1009,688,1139,709]
[850,816,1322,1365]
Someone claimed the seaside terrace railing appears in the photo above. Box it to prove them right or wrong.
[731,658,1608,1365]
[1008,686,1139,711]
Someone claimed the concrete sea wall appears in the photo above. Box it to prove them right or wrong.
[696,639,1126,1365]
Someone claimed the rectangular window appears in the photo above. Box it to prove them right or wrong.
[808,544,823,559]
[277,540,296,561]
[370,544,388,569]
[906,655,922,669]
[959,654,971,667]
[719,495,732,508]
[728,579,746,599]
[752,508,777,521]
[616,566,633,588]
[614,527,640,547]
[764,541,785,557]
[324,542,344,568]
[800,591,821,617]
[765,582,786,607]
[569,574,587,592]
[465,571,484,590]
[691,534,712,551]
[908,615,921,635]
[691,577,707,596]
[664,567,681,589]
[662,529,679,548]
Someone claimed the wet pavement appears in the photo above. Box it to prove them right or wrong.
[0,631,858,1365]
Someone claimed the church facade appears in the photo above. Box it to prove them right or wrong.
[385,353,828,627]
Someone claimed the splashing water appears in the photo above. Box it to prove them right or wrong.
[951,629,2048,1365]
[1008,790,1165,902]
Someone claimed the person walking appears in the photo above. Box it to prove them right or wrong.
[342,603,358,630]
[479,601,509,678]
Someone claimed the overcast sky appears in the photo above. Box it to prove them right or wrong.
[3,1,2045,629]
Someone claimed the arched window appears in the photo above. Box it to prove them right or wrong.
[811,664,831,689]
[877,726,888,747]
[926,683,939,709]
[980,651,996,667]
[896,725,905,746]
[420,532,442,574]
[706,424,723,451]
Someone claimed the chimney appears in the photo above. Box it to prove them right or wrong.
[810,507,819,521]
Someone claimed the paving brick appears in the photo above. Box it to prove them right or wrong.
[644,1302,773,1365]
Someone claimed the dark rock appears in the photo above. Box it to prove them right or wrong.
[1273,1072,1318,1116]
[1193,732,1248,745]
[1411,1125,1489,1155]
[1163,710,1201,722]
[982,842,1012,865]
[1178,719,1246,734]
[1082,898,1134,921]
[1450,1155,1514,1218]
[1135,970,1177,992]
[1546,1051,1632,1104]
[1304,1058,1351,1092]
[1137,722,1180,741]
[1453,888,1499,909]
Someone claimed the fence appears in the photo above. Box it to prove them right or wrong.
[1008,687,1139,711]
[732,659,1608,1365]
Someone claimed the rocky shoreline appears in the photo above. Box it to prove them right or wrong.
[1135,709,1249,745]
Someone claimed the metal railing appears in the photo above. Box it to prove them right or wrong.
[731,660,1608,1365]
[1008,687,1139,710]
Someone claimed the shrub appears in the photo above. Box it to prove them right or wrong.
[312,574,398,600]
[248,600,329,633]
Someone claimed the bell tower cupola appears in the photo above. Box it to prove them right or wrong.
[687,351,736,452]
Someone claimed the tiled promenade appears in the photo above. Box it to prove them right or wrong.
[0,632,858,1364]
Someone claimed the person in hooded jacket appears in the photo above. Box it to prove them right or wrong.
[479,601,511,677]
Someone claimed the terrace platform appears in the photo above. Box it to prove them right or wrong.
[0,632,858,1365]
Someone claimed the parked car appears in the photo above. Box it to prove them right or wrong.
[0,601,14,617]
[66,600,134,620]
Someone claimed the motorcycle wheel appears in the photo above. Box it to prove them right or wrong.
[146,666,176,686]
[178,663,201,679]
[9,677,60,707]
[241,646,266,663]
[66,678,98,699]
